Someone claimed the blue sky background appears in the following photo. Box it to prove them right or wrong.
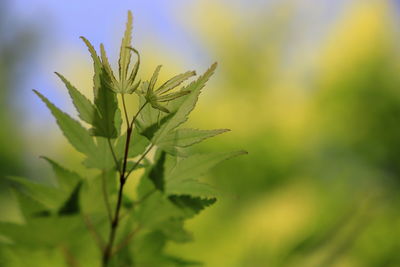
[6,0,399,133]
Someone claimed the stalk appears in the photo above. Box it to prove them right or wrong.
[102,102,147,267]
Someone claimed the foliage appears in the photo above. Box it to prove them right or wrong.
[1,11,245,267]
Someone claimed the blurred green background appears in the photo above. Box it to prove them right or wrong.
[2,0,400,266]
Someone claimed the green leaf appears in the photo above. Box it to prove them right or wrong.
[81,36,119,138]
[137,102,175,141]
[160,218,193,243]
[83,137,116,170]
[126,79,141,94]
[127,47,140,92]
[156,90,191,102]
[11,187,49,219]
[91,71,119,138]
[149,151,167,192]
[136,192,182,229]
[164,151,246,197]
[115,127,150,161]
[55,72,96,124]
[152,63,218,144]
[166,179,218,198]
[119,10,133,87]
[167,150,247,182]
[129,127,151,158]
[41,157,81,192]
[0,215,85,248]
[150,101,170,113]
[80,36,102,97]
[80,170,117,215]
[6,176,64,211]
[156,70,196,95]
[149,65,162,92]
[169,195,216,218]
[157,128,230,148]
[33,90,97,157]
[58,182,82,216]
[100,43,118,90]
[159,146,191,157]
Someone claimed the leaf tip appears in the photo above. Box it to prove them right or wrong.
[127,10,133,20]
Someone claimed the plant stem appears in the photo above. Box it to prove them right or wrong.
[102,101,148,267]
[102,177,125,266]
[121,94,130,128]
[125,144,154,179]
[129,101,147,129]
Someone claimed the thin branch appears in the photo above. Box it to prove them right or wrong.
[83,214,105,251]
[101,170,113,224]
[121,93,130,128]
[125,144,154,180]
[102,100,148,267]
[129,101,148,129]
[102,179,125,266]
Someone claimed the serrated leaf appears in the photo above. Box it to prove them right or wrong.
[157,128,229,148]
[167,150,246,182]
[156,70,196,95]
[81,37,119,138]
[80,36,102,97]
[169,195,216,218]
[127,47,140,92]
[152,63,218,144]
[33,90,97,157]
[149,65,162,92]
[166,179,218,198]
[136,192,182,229]
[92,72,119,138]
[100,43,118,89]
[119,10,133,87]
[55,72,96,124]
